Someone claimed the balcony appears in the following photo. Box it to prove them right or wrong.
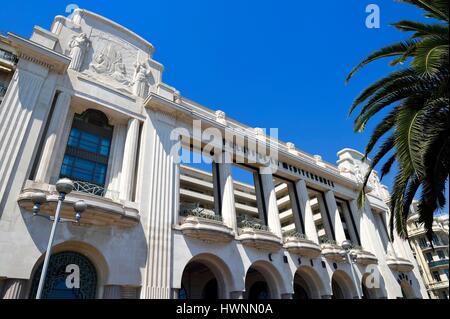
[18,180,139,227]
[350,246,378,265]
[428,259,449,269]
[283,231,321,257]
[0,48,18,67]
[320,239,343,261]
[386,256,415,272]
[237,216,283,252]
[179,204,234,243]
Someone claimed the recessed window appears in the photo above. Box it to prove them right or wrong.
[59,109,112,196]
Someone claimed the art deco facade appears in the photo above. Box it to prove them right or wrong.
[0,9,429,299]
[407,207,449,299]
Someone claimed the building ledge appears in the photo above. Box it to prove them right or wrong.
[18,180,139,227]
[352,248,378,265]
[320,242,344,261]
[179,216,235,243]
[238,228,283,252]
[283,236,321,257]
[386,256,414,272]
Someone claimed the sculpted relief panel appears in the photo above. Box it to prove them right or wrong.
[65,29,156,98]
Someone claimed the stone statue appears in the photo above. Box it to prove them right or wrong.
[215,110,226,125]
[68,33,90,71]
[90,52,109,74]
[132,59,152,98]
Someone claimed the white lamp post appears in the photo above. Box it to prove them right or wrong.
[340,239,362,299]
[32,178,87,299]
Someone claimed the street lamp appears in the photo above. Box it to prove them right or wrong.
[32,178,87,299]
[340,239,362,299]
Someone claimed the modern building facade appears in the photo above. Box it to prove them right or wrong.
[407,207,449,299]
[0,9,429,299]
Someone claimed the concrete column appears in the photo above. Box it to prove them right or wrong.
[34,91,72,182]
[172,288,180,299]
[139,111,177,299]
[1,279,26,299]
[260,171,282,238]
[103,285,121,299]
[230,291,244,299]
[218,158,237,232]
[120,118,140,201]
[105,123,126,200]
[324,190,347,245]
[294,179,319,243]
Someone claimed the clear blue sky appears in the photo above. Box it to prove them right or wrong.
[1,0,446,211]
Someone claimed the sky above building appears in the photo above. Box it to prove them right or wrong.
[1,0,447,213]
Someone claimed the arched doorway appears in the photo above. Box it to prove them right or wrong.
[29,251,97,299]
[361,273,378,299]
[331,270,357,299]
[246,268,270,300]
[293,267,323,299]
[181,261,219,299]
[244,262,282,300]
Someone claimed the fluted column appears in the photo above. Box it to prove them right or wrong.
[0,61,49,206]
[139,111,176,299]
[295,179,319,243]
[34,91,72,182]
[324,190,347,244]
[1,279,26,299]
[119,118,140,201]
[103,285,121,299]
[217,152,237,232]
[260,171,282,237]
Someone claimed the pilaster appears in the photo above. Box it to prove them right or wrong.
[260,171,282,238]
[120,118,140,201]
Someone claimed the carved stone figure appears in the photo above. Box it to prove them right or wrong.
[215,110,226,125]
[68,33,90,71]
[132,60,152,98]
[111,56,129,85]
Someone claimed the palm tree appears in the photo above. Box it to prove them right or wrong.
[346,0,449,241]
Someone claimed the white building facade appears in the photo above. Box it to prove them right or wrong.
[0,9,428,299]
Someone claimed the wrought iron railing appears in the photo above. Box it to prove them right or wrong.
[180,203,223,222]
[73,180,106,197]
[0,48,18,64]
[237,215,271,232]
[319,237,339,246]
[282,230,309,240]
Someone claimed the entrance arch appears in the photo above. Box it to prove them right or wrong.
[29,251,97,299]
[361,273,379,299]
[244,261,283,299]
[179,254,233,299]
[331,270,358,299]
[293,266,324,299]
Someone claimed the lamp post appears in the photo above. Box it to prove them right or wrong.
[31,178,87,299]
[340,239,362,299]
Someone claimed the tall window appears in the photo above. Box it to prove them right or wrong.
[336,198,360,246]
[60,109,113,196]
[308,188,333,243]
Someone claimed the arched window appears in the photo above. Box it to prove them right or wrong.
[248,281,270,300]
[60,109,113,196]
[29,251,97,299]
